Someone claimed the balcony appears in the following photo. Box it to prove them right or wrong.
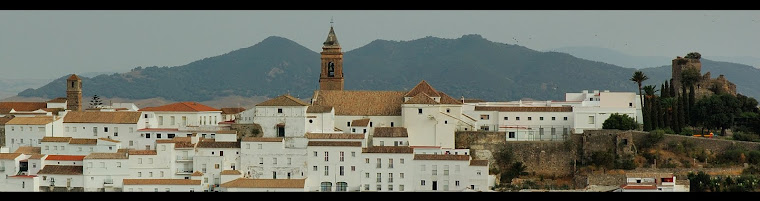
[176,168,193,175]
[104,179,114,187]
[176,156,193,162]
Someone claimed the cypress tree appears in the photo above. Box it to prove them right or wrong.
[661,83,668,98]
[689,84,696,126]
[669,79,676,98]
[677,96,686,134]
[643,96,652,131]
[682,85,689,127]
[658,98,665,129]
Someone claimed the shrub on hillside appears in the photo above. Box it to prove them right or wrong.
[602,113,639,130]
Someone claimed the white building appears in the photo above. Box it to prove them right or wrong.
[83,152,129,192]
[122,179,202,192]
[220,178,306,192]
[0,175,39,192]
[40,137,121,156]
[138,102,222,129]
[220,107,245,122]
[412,154,489,192]
[37,165,84,191]
[127,150,170,182]
[155,136,198,179]
[617,173,688,192]
[254,95,309,138]
[305,141,363,192]
[305,106,335,133]
[61,111,146,149]
[193,137,241,191]
[359,146,415,192]
[240,137,308,180]
[4,116,62,152]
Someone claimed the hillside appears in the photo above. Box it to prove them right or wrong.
[640,59,760,98]
[17,34,760,102]
[550,46,672,69]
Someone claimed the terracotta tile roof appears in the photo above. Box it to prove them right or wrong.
[0,116,13,125]
[14,146,41,155]
[404,92,439,105]
[175,142,196,149]
[0,153,22,160]
[41,137,73,143]
[404,80,440,97]
[351,118,370,127]
[438,92,463,105]
[42,108,64,115]
[256,95,309,106]
[123,179,201,186]
[67,74,81,80]
[191,171,203,176]
[474,106,573,112]
[362,146,413,154]
[215,130,237,134]
[128,150,157,155]
[0,102,48,111]
[37,165,82,175]
[5,116,55,125]
[139,102,219,112]
[305,133,364,139]
[85,152,128,159]
[620,184,658,190]
[46,155,86,161]
[63,111,142,124]
[413,154,469,161]
[220,178,306,189]
[306,105,333,113]
[470,160,489,166]
[69,138,97,145]
[47,97,68,103]
[307,141,362,147]
[220,107,246,115]
[0,108,13,115]
[196,141,240,149]
[221,170,242,175]
[98,138,121,143]
[312,90,405,116]
[137,128,179,132]
[29,154,46,159]
[242,137,283,142]
[463,99,486,103]
[373,127,409,138]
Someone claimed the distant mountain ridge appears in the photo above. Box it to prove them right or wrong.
[18,34,760,102]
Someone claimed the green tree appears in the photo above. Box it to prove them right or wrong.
[602,113,639,130]
[677,96,686,134]
[694,94,741,136]
[503,162,529,182]
[89,94,103,109]
[661,97,675,130]
[681,68,701,126]
[631,71,648,110]
[643,85,657,131]
[689,84,696,126]
[688,171,711,192]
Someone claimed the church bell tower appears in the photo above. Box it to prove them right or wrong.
[66,74,83,111]
[318,24,344,91]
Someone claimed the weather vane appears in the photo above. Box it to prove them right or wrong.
[330,17,334,26]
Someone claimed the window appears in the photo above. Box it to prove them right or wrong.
[129,127,133,133]
[215,164,220,169]
[564,117,568,121]
[504,117,508,120]
[377,173,382,182]
[117,162,121,168]
[444,165,449,175]
[313,166,318,171]
[171,116,175,125]
[246,144,251,149]
[391,122,394,127]
[480,115,489,120]
[273,158,278,165]
[528,117,532,121]
[93,127,98,136]
[168,134,174,138]
[325,152,329,161]
[158,116,164,125]
[157,134,161,139]
[516,117,520,120]
[365,172,370,178]
[400,158,404,164]
[477,170,482,175]
[389,173,394,183]
[444,120,447,124]
[370,122,373,127]
[351,152,356,157]
[446,108,450,113]
[340,151,344,162]
[327,62,335,77]
[352,128,356,132]
[480,126,489,131]
[540,117,544,121]
[456,181,460,186]
[129,141,133,146]
[277,108,283,113]
[389,159,393,168]
[138,158,143,164]
[114,127,119,136]
[309,119,313,123]
[314,151,318,157]
[432,165,438,175]
[421,180,426,186]
[324,166,329,176]
[104,127,109,132]
[273,172,277,179]
[540,128,544,135]
[339,166,344,176]
[66,127,70,132]
[629,102,633,107]
[351,166,355,171]
[288,158,292,165]
[138,172,142,177]
[336,182,348,192]
[418,108,423,114]
[365,158,370,164]
[363,129,367,134]
[149,172,153,177]
[146,133,150,138]
[588,116,595,124]
[347,122,351,127]
[377,184,382,191]
[399,185,404,191]
[377,158,381,168]
[45,146,49,150]
[400,173,405,179]
[552,117,556,121]
[259,157,264,165]
[388,185,393,191]
[509,132,516,138]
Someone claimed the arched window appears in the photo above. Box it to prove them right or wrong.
[327,62,335,77]
[321,182,333,192]
[336,182,348,192]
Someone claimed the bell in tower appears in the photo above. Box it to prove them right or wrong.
[318,23,344,91]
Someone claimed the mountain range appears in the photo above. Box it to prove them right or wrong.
[16,34,760,103]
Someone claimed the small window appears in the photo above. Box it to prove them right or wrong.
[516,117,520,121]
[539,117,544,121]
[444,120,448,124]
[258,144,263,149]
[528,117,532,121]
[347,122,351,127]
[370,122,373,127]
[446,108,450,113]
[552,117,556,121]
[390,122,394,127]
[480,115,489,120]
[503,117,508,120]
[418,108,423,114]
[309,119,313,123]
[564,117,568,121]
[157,134,162,139]
[588,116,595,124]
[314,151,318,157]
[277,108,283,113]
[146,133,151,138]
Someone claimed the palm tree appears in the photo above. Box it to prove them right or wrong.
[631,71,649,110]
[643,85,658,131]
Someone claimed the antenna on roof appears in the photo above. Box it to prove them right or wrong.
[330,16,334,27]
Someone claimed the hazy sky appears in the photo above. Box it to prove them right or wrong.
[1,10,758,79]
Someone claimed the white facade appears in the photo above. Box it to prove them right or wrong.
[123,179,203,192]
[413,156,489,192]
[150,111,222,129]
[0,175,39,192]
[401,104,460,149]
[305,108,335,133]
[359,148,415,192]
[255,106,308,138]
[305,142,363,192]
[63,122,143,144]
[4,116,62,152]
[83,154,129,192]
[41,138,120,156]
[240,138,308,180]
[334,116,402,135]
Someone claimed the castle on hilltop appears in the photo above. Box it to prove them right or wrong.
[671,52,736,97]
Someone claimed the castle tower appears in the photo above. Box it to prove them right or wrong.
[318,25,344,91]
[671,56,702,92]
[66,74,82,111]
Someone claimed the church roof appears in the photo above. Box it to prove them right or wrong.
[351,118,370,127]
[220,107,246,115]
[373,127,409,138]
[438,92,463,105]
[256,95,309,106]
[6,116,56,125]
[0,102,48,112]
[306,105,333,113]
[312,90,405,116]
[139,102,219,112]
[47,97,68,103]
[404,92,439,105]
[63,111,142,124]
[323,26,340,47]
[67,74,81,80]
[404,80,440,97]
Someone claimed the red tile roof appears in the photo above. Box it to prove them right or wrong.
[85,153,128,159]
[242,137,283,142]
[620,184,658,190]
[196,141,240,149]
[47,97,68,103]
[14,146,41,155]
[45,155,86,161]
[123,179,201,185]
[0,102,48,111]
[37,165,82,175]
[68,138,97,145]
[305,133,365,139]
[139,102,219,112]
[474,106,573,112]
[413,154,469,161]
[220,178,306,189]
[5,116,56,125]
[137,128,179,132]
[312,90,405,116]
[221,170,242,175]
[220,107,246,115]
[256,95,309,106]
[470,160,489,166]
[306,105,333,113]
[351,118,370,127]
[362,146,414,154]
[404,92,439,105]
[373,127,408,138]
[98,138,121,143]
[404,80,441,97]
[438,92,463,105]
[41,137,72,143]
[67,74,81,80]
[128,150,157,155]
[307,141,362,147]
[0,153,23,160]
[63,111,142,124]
